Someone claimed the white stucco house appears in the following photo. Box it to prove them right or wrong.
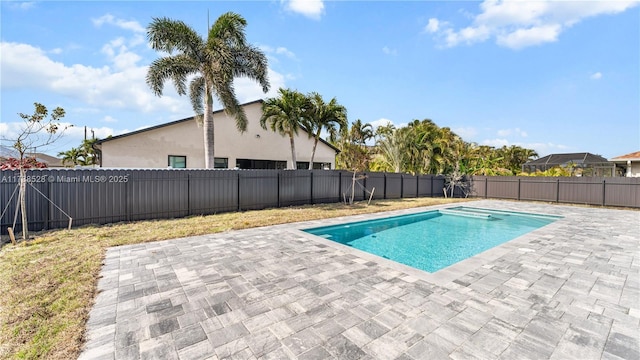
[610,151,640,177]
[95,100,339,169]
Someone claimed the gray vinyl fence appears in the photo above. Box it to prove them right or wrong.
[0,169,446,232]
[470,176,640,208]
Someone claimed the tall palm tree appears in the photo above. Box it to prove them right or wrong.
[260,88,308,169]
[303,92,347,169]
[146,12,269,168]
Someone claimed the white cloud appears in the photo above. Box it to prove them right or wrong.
[590,72,603,80]
[496,24,562,49]
[49,47,63,55]
[482,138,510,148]
[426,0,638,49]
[283,0,325,20]
[92,13,145,33]
[260,45,298,61]
[497,127,527,137]
[8,2,35,10]
[452,126,478,139]
[232,68,287,103]
[2,40,281,118]
[61,122,126,140]
[480,138,569,157]
[276,47,297,59]
[382,46,397,56]
[425,18,441,33]
[102,116,118,123]
[370,118,394,130]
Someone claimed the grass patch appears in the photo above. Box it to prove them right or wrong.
[0,197,470,359]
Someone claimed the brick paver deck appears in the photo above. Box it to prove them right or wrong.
[79,200,639,359]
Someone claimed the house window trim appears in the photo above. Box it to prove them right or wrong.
[168,155,187,169]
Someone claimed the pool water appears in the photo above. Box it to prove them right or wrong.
[303,206,561,273]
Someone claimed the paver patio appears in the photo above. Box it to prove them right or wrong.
[79,200,639,359]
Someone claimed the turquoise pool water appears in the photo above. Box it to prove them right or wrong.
[303,206,561,273]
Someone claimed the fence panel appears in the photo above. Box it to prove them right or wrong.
[486,177,518,199]
[279,170,312,207]
[518,178,558,202]
[189,170,238,215]
[339,171,365,202]
[311,170,340,204]
[239,170,278,210]
[604,177,640,208]
[385,173,402,199]
[364,172,386,200]
[558,178,603,206]
[128,170,189,221]
[403,175,418,198]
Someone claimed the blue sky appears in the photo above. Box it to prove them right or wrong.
[1,0,638,159]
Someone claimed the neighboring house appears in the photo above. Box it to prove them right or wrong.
[0,144,64,167]
[610,151,640,177]
[522,152,616,176]
[32,153,64,168]
[95,100,339,169]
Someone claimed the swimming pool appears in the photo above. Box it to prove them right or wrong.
[303,206,561,273]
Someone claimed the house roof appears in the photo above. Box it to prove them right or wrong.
[523,152,612,166]
[32,153,64,167]
[0,145,63,167]
[610,151,640,162]
[96,99,340,153]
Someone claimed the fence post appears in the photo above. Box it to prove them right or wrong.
[384,173,388,199]
[187,171,191,216]
[338,171,342,202]
[430,176,434,197]
[46,173,52,230]
[517,178,521,201]
[237,171,241,211]
[276,171,281,208]
[310,171,314,205]
[556,178,560,203]
[485,177,488,199]
[126,172,131,222]
[400,174,404,198]
[416,174,420,198]
[602,179,606,206]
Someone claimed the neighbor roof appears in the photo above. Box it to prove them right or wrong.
[610,151,640,161]
[523,152,611,166]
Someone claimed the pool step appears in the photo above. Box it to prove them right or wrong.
[439,209,493,219]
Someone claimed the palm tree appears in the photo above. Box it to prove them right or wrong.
[146,12,269,168]
[303,92,347,169]
[58,148,84,167]
[373,128,406,173]
[349,119,374,146]
[260,88,308,169]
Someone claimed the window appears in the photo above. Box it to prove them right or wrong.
[214,158,228,169]
[168,155,186,168]
[296,162,331,170]
[236,159,287,169]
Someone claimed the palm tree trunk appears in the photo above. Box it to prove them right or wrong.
[203,85,215,169]
[289,132,297,169]
[308,129,321,170]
